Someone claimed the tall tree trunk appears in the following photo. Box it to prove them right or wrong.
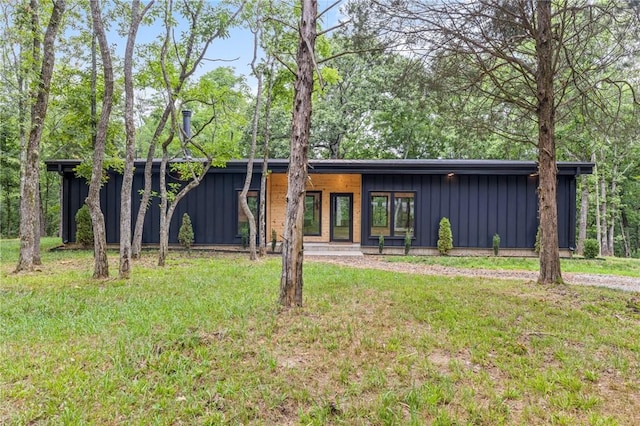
[131,106,171,258]
[594,159,602,256]
[240,22,263,261]
[16,0,66,272]
[87,0,114,279]
[535,0,562,285]
[607,163,617,256]
[576,173,589,255]
[599,173,609,256]
[158,140,172,267]
[619,211,630,258]
[120,0,153,278]
[259,60,275,257]
[279,0,317,307]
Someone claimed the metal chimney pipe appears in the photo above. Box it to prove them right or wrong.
[182,110,192,139]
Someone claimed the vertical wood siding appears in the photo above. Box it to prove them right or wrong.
[361,174,575,249]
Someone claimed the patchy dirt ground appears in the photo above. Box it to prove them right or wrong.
[306,255,640,293]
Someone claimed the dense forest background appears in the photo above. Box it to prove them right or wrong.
[1,0,639,258]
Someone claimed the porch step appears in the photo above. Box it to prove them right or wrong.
[304,243,363,256]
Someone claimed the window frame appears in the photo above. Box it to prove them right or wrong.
[303,191,322,236]
[368,190,416,239]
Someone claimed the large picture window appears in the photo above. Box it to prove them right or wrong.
[304,191,321,236]
[238,190,258,233]
[369,191,414,237]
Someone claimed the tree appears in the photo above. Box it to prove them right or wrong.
[131,0,246,261]
[239,3,264,261]
[86,0,114,279]
[279,0,317,307]
[119,0,154,279]
[370,0,639,284]
[15,0,66,272]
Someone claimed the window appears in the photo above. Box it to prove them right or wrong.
[304,192,321,236]
[393,192,414,237]
[238,190,258,233]
[371,193,390,236]
[370,191,414,237]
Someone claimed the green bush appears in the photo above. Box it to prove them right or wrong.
[75,204,93,247]
[534,228,541,254]
[378,235,384,254]
[583,239,599,259]
[493,233,500,256]
[178,213,194,251]
[437,217,453,255]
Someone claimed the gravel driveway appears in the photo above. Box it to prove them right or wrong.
[307,255,640,293]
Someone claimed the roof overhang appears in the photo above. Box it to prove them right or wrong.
[45,158,594,176]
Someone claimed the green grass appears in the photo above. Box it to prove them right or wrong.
[387,254,640,277]
[1,238,639,424]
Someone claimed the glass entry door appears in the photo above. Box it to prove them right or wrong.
[330,193,353,242]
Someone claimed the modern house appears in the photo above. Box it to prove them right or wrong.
[46,158,593,255]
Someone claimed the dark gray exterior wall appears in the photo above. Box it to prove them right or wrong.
[361,173,577,249]
[59,167,261,246]
[50,159,587,249]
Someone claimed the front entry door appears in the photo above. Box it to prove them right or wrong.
[330,193,353,242]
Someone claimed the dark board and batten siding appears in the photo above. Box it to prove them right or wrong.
[49,159,589,249]
[361,173,576,249]
[60,168,261,246]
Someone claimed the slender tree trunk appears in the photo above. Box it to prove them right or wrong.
[158,143,171,267]
[600,173,609,256]
[259,60,275,257]
[594,158,602,256]
[279,0,317,307]
[576,173,589,255]
[87,0,114,279]
[607,164,617,256]
[120,0,153,278]
[131,107,171,258]
[535,0,562,285]
[16,0,66,272]
[619,212,630,258]
[240,24,263,261]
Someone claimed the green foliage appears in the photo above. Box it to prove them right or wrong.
[271,228,277,253]
[378,235,384,254]
[583,239,599,259]
[74,158,125,185]
[493,234,501,256]
[534,228,541,255]
[437,217,453,255]
[178,213,194,251]
[74,204,93,247]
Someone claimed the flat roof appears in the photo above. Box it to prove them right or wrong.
[46,158,594,176]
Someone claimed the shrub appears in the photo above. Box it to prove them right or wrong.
[178,213,194,251]
[404,230,412,255]
[437,217,453,255]
[583,239,599,259]
[378,235,384,254]
[75,204,93,247]
[493,233,500,256]
[534,228,541,255]
[271,228,277,253]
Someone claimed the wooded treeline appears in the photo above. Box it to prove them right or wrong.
[1,1,638,284]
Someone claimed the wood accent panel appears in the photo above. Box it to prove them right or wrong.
[268,173,361,243]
